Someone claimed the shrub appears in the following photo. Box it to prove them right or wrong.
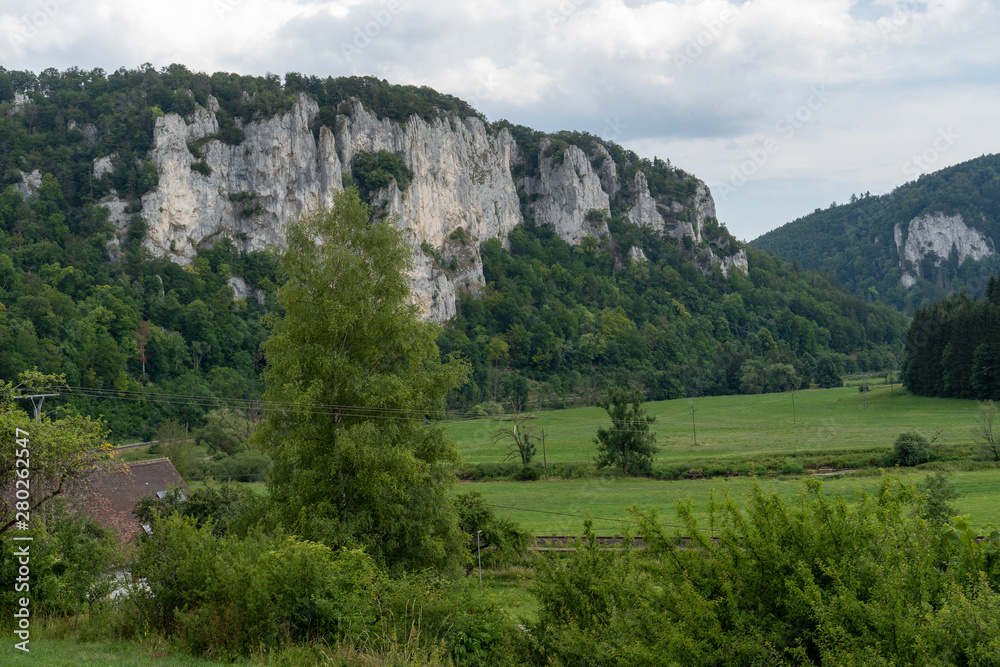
[528,476,1000,664]
[894,431,932,466]
[134,482,267,538]
[195,407,256,455]
[454,491,531,569]
[351,149,414,195]
[480,400,503,416]
[378,572,521,665]
[0,509,117,620]
[206,449,272,483]
[918,470,960,524]
[780,458,805,475]
[190,159,212,176]
[514,464,541,481]
[133,515,378,658]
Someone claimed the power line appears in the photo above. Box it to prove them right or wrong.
[39,384,974,442]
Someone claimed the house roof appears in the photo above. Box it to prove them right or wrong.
[80,457,190,543]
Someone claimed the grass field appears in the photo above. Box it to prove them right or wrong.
[446,386,998,534]
[447,385,983,468]
[5,638,218,666]
[455,467,1000,535]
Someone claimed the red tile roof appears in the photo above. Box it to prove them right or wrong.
[78,457,190,543]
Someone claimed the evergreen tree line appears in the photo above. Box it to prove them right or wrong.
[902,274,1000,399]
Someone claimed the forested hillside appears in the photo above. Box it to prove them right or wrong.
[0,65,906,441]
[751,154,1000,313]
[440,215,905,410]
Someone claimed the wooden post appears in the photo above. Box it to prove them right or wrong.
[690,401,697,447]
[541,429,548,480]
[791,389,796,425]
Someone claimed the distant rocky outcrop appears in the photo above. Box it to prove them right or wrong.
[139,94,341,264]
[15,169,41,200]
[894,212,996,287]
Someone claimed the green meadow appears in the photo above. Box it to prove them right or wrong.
[454,469,1000,535]
[447,386,998,534]
[446,385,981,467]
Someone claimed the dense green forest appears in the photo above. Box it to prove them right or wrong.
[1,64,905,442]
[440,215,906,410]
[902,275,1000,399]
[751,154,1000,313]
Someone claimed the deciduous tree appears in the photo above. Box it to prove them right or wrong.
[258,189,470,573]
[1,371,121,535]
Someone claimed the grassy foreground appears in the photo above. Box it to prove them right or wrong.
[4,638,218,666]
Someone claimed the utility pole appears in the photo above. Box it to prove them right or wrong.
[541,428,548,481]
[17,392,59,421]
[476,530,483,585]
[690,400,697,447]
[791,388,796,425]
[862,371,868,409]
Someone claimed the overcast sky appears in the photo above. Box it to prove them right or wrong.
[2,0,998,240]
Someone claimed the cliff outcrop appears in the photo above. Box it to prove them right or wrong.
[894,212,996,287]
[99,94,746,319]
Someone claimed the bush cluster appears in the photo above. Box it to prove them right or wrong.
[528,477,1000,664]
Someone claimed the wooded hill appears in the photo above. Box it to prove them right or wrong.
[0,65,906,440]
[751,154,1000,313]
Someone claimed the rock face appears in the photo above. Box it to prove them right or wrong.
[720,248,749,276]
[894,212,996,286]
[627,171,667,231]
[628,246,648,263]
[16,170,41,200]
[521,141,611,244]
[139,94,342,263]
[335,101,522,321]
[99,95,746,320]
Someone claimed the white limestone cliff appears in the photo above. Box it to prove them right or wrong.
[627,171,667,231]
[592,144,619,198]
[98,94,746,320]
[335,101,522,320]
[15,170,41,200]
[719,248,749,277]
[894,212,996,287]
[521,141,611,244]
[139,93,342,263]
